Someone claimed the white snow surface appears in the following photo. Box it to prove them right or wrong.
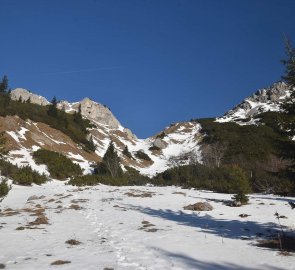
[0,181,294,270]
[6,147,50,176]
[67,152,93,175]
[6,127,29,143]
[118,122,202,177]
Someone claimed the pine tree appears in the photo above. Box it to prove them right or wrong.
[0,131,6,157]
[102,141,122,178]
[0,75,8,93]
[85,135,96,152]
[47,96,58,117]
[282,38,295,88]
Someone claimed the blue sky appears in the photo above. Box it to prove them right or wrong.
[1,0,294,138]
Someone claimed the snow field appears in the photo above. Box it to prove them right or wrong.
[0,181,294,270]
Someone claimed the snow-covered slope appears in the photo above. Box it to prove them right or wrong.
[216,82,292,124]
[0,181,294,269]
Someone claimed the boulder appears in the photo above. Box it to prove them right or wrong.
[183,202,213,211]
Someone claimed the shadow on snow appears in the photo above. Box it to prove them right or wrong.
[127,205,282,240]
[153,248,286,270]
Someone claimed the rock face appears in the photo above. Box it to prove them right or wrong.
[216,81,292,123]
[183,202,213,211]
[57,98,121,129]
[10,88,50,106]
[152,138,167,149]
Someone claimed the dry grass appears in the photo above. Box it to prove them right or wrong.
[139,220,157,232]
[256,234,295,253]
[125,191,154,198]
[68,204,82,210]
[51,260,71,265]
[239,214,251,218]
[28,215,49,226]
[113,205,127,211]
[71,199,89,203]
[0,210,21,217]
[65,239,82,245]
[60,194,73,199]
[172,191,186,196]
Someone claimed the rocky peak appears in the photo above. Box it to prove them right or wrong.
[57,98,121,129]
[216,81,292,123]
[10,88,50,106]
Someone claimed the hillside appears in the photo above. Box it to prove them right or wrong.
[0,80,294,193]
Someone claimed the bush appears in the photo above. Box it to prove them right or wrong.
[232,192,249,204]
[0,159,48,186]
[68,174,128,186]
[135,150,152,161]
[33,149,82,180]
[124,166,150,185]
[0,179,10,198]
[153,163,252,194]
[12,165,48,186]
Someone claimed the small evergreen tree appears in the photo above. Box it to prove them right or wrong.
[0,131,6,157]
[282,38,295,88]
[281,38,295,115]
[102,141,122,178]
[0,179,10,200]
[85,135,96,152]
[227,165,251,204]
[0,75,8,93]
[47,96,58,117]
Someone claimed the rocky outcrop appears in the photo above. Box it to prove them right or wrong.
[152,138,167,149]
[57,98,121,128]
[217,82,292,123]
[10,88,50,106]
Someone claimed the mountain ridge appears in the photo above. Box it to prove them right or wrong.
[3,80,293,178]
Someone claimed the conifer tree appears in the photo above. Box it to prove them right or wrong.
[0,75,8,93]
[86,135,96,152]
[0,131,6,157]
[282,38,295,88]
[102,141,122,178]
[47,96,58,117]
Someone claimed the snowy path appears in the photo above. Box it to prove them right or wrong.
[0,181,294,270]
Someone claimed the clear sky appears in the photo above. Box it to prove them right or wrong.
[1,0,295,138]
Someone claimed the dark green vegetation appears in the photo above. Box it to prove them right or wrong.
[33,149,82,180]
[0,179,10,198]
[69,166,149,186]
[154,164,251,195]
[76,142,149,187]
[0,78,95,152]
[135,150,152,161]
[0,159,48,186]
[160,40,295,195]
[122,145,133,159]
